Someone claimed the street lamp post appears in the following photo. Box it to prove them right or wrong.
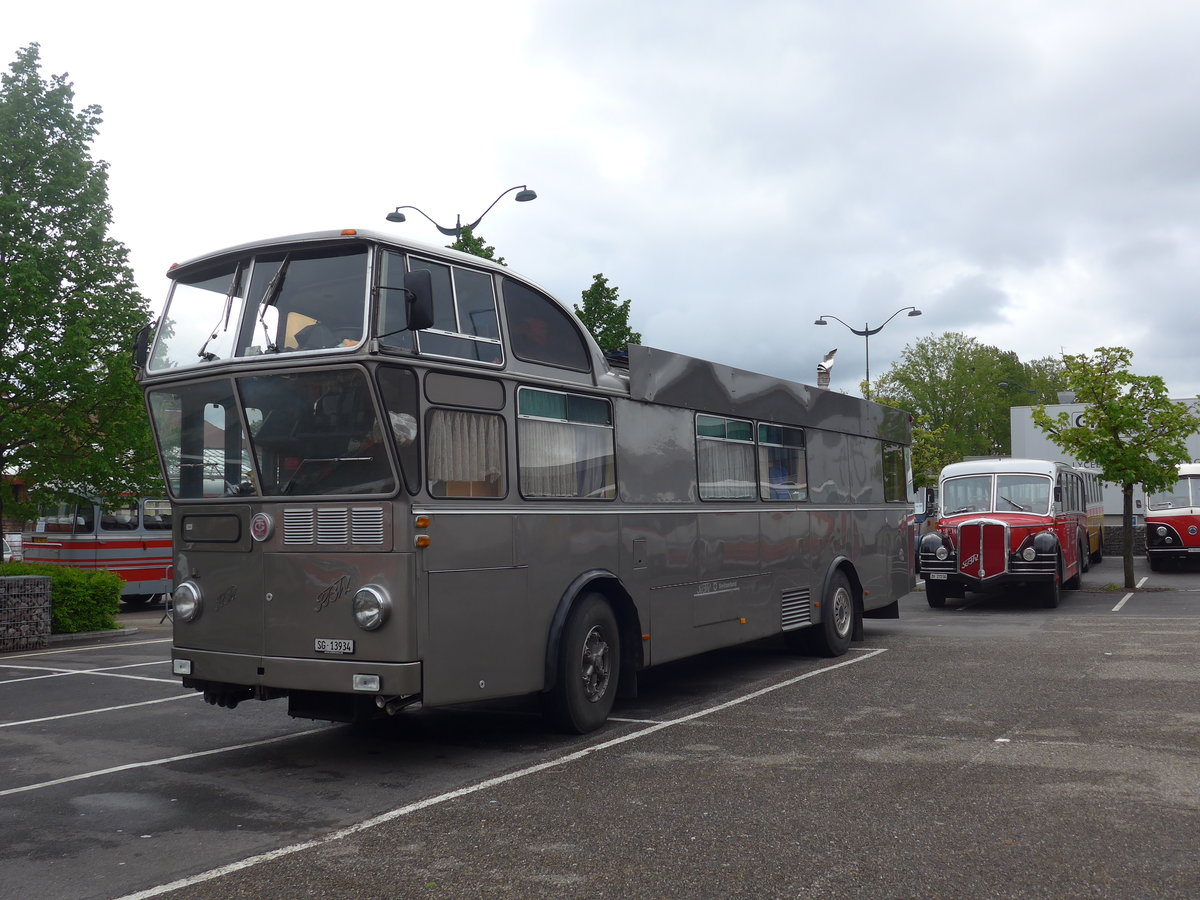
[385,185,537,237]
[813,306,923,400]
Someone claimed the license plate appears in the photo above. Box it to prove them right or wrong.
[314,638,355,654]
[928,573,948,580]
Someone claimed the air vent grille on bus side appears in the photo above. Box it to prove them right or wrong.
[350,507,385,544]
[283,509,315,545]
[780,587,812,630]
[282,507,386,546]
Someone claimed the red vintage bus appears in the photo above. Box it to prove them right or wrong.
[22,496,173,605]
[918,458,1088,608]
[1145,463,1200,570]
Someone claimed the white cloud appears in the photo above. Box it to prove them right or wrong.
[6,0,1200,398]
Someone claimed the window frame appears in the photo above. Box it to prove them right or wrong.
[516,386,616,500]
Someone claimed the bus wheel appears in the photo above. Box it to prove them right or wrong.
[548,593,620,734]
[1042,571,1061,608]
[1148,555,1161,572]
[925,581,948,609]
[793,571,854,657]
[1080,539,1090,574]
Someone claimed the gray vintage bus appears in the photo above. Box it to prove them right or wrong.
[135,228,915,733]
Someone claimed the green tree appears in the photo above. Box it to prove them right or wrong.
[448,225,506,266]
[909,416,955,488]
[574,273,641,353]
[1031,347,1200,588]
[873,332,1068,468]
[0,43,160,525]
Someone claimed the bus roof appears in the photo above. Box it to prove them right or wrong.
[1176,463,1200,478]
[940,458,1068,481]
[165,228,514,278]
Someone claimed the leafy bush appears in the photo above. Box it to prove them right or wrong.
[0,562,121,633]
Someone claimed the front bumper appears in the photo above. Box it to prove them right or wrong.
[173,647,422,697]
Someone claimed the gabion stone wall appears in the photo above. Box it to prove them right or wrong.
[0,576,51,652]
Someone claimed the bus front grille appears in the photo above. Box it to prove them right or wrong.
[781,587,812,630]
[283,507,386,546]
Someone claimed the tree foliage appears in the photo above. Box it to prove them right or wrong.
[1031,346,1200,588]
[448,225,506,266]
[574,273,642,354]
[871,332,1067,485]
[0,44,160,524]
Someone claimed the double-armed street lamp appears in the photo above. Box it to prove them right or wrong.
[813,306,923,400]
[385,184,537,238]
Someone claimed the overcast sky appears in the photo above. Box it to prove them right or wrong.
[7,0,1199,398]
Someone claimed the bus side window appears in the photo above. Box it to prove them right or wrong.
[502,278,591,372]
[101,502,140,531]
[427,409,507,498]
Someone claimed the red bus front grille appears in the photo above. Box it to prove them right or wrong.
[957,521,1008,580]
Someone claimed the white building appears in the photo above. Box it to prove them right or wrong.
[1009,401,1200,526]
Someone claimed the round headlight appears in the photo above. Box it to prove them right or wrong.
[1022,546,1037,561]
[173,581,202,622]
[353,586,391,631]
[935,547,948,560]
[1156,526,1167,537]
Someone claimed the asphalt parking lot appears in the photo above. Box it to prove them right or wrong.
[2,553,1197,900]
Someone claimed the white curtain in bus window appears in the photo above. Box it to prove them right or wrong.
[697,414,755,500]
[758,423,807,501]
[517,389,615,499]
[427,409,506,497]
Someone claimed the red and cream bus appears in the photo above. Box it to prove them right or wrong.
[1075,466,1105,563]
[1144,463,1200,570]
[22,496,173,605]
[918,458,1088,608]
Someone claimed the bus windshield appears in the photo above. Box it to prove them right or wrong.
[147,368,410,499]
[942,473,1052,515]
[1147,477,1198,510]
[150,243,369,371]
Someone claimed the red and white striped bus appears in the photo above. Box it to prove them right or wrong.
[22,496,173,604]
[1145,463,1200,570]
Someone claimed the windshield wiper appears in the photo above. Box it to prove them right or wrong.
[256,254,291,353]
[197,265,245,361]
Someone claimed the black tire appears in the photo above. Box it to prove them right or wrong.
[1065,545,1083,591]
[1080,539,1090,574]
[547,593,620,734]
[795,571,855,657]
[1148,555,1161,572]
[925,580,948,609]
[1042,571,1061,608]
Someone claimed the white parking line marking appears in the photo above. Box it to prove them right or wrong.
[1,660,176,685]
[114,649,888,900]
[0,726,331,798]
[1112,576,1149,612]
[0,692,201,728]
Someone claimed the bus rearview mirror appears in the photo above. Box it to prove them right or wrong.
[404,269,435,331]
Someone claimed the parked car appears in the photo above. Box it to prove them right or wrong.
[2,537,12,563]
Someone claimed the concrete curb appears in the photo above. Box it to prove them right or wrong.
[47,626,140,644]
